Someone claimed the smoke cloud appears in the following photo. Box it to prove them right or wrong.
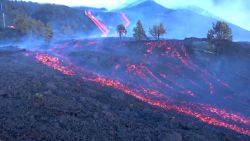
[155,0,250,31]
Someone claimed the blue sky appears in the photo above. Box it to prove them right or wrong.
[22,0,250,31]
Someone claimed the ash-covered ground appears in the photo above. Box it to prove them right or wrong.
[0,38,250,141]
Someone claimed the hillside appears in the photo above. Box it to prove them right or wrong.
[0,39,250,140]
[0,0,250,140]
[0,0,97,41]
[1,0,250,41]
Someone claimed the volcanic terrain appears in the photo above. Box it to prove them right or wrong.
[0,38,250,141]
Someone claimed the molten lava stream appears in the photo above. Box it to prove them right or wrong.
[141,45,199,96]
[173,46,229,95]
[203,105,250,126]
[143,40,231,97]
[178,48,230,88]
[134,59,197,97]
[170,49,216,96]
[85,11,110,37]
[120,13,130,28]
[84,76,250,136]
[31,49,250,136]
[126,64,174,91]
[35,52,75,76]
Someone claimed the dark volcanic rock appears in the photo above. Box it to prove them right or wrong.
[0,48,249,141]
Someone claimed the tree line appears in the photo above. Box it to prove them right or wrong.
[0,0,54,42]
[117,20,166,41]
[117,20,233,42]
[0,0,95,43]
[1,0,233,43]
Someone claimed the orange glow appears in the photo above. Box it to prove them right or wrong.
[85,11,110,37]
[83,75,250,136]
[35,53,75,76]
[31,40,250,137]
[120,13,130,28]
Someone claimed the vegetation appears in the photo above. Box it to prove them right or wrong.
[0,0,236,45]
[116,24,127,40]
[0,0,94,42]
[207,21,233,41]
[133,20,146,41]
[149,23,166,40]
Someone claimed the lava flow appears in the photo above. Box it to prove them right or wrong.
[35,53,75,76]
[84,75,250,136]
[85,11,110,37]
[30,40,250,137]
[120,13,131,28]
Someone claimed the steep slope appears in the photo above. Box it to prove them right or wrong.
[1,38,250,140]
[1,0,97,37]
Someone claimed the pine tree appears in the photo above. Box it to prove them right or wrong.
[133,20,146,41]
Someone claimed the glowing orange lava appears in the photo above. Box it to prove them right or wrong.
[35,53,75,76]
[120,13,130,28]
[85,11,110,37]
[83,75,250,136]
[31,40,250,137]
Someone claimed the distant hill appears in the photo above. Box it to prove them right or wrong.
[74,7,107,12]
[112,0,250,41]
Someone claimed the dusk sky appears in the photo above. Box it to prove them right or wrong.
[22,0,250,31]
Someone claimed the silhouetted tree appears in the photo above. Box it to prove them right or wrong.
[207,21,233,41]
[14,15,46,38]
[1,0,96,40]
[133,20,146,41]
[117,24,127,40]
[149,23,166,40]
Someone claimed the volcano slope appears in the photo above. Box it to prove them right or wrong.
[0,39,250,141]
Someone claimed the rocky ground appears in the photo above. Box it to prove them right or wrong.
[0,46,249,141]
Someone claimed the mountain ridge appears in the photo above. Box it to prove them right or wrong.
[113,0,250,41]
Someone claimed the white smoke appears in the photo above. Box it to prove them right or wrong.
[155,0,250,31]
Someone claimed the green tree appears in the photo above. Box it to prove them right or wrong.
[133,20,146,41]
[117,24,127,40]
[149,23,166,40]
[207,21,233,41]
[14,15,48,39]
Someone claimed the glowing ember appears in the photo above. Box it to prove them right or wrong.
[30,40,250,137]
[35,53,75,76]
[83,75,250,136]
[197,104,250,125]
